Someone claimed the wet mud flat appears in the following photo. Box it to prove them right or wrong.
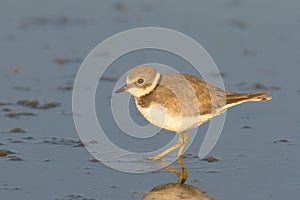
[1,0,300,199]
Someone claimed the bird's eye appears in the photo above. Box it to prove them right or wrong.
[137,78,144,84]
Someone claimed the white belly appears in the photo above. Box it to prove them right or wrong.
[135,103,211,133]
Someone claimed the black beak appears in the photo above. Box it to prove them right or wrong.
[115,84,128,93]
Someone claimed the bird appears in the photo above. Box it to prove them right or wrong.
[116,65,272,160]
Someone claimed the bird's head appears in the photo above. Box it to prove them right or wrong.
[116,65,161,97]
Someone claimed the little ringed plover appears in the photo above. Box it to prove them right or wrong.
[116,65,272,160]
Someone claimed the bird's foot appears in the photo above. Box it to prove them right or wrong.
[147,155,162,160]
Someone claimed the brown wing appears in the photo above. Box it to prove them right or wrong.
[136,73,227,117]
[181,75,272,112]
[181,74,227,115]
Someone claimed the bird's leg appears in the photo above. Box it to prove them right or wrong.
[177,131,188,159]
[162,156,188,184]
[148,133,184,160]
[177,155,188,184]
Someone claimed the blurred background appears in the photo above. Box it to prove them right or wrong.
[0,0,299,199]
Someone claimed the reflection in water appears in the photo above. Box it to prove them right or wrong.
[142,157,216,200]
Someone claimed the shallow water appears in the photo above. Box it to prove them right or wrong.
[1,0,300,199]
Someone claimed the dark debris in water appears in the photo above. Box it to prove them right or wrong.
[23,136,34,140]
[100,76,118,82]
[43,158,55,162]
[273,139,291,144]
[227,18,247,30]
[1,100,60,111]
[253,83,280,90]
[236,82,280,91]
[5,112,36,118]
[56,57,66,65]
[242,49,257,56]
[89,158,100,163]
[55,194,96,200]
[209,71,227,78]
[241,125,252,129]
[2,108,12,112]
[12,67,19,74]
[202,156,219,162]
[0,102,13,106]
[241,116,251,119]
[208,170,219,173]
[17,100,60,109]
[0,142,3,145]
[0,100,60,109]
[8,155,23,161]
[41,137,83,147]
[19,16,90,30]
[2,128,27,133]
[0,184,21,191]
[0,149,16,157]
[55,57,82,65]
[73,141,84,147]
[8,139,24,144]
[16,99,38,108]
[253,83,268,90]
[57,86,73,91]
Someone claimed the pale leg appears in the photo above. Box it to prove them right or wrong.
[163,155,188,184]
[177,131,188,159]
[148,133,184,160]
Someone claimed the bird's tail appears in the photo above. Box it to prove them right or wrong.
[225,92,272,108]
